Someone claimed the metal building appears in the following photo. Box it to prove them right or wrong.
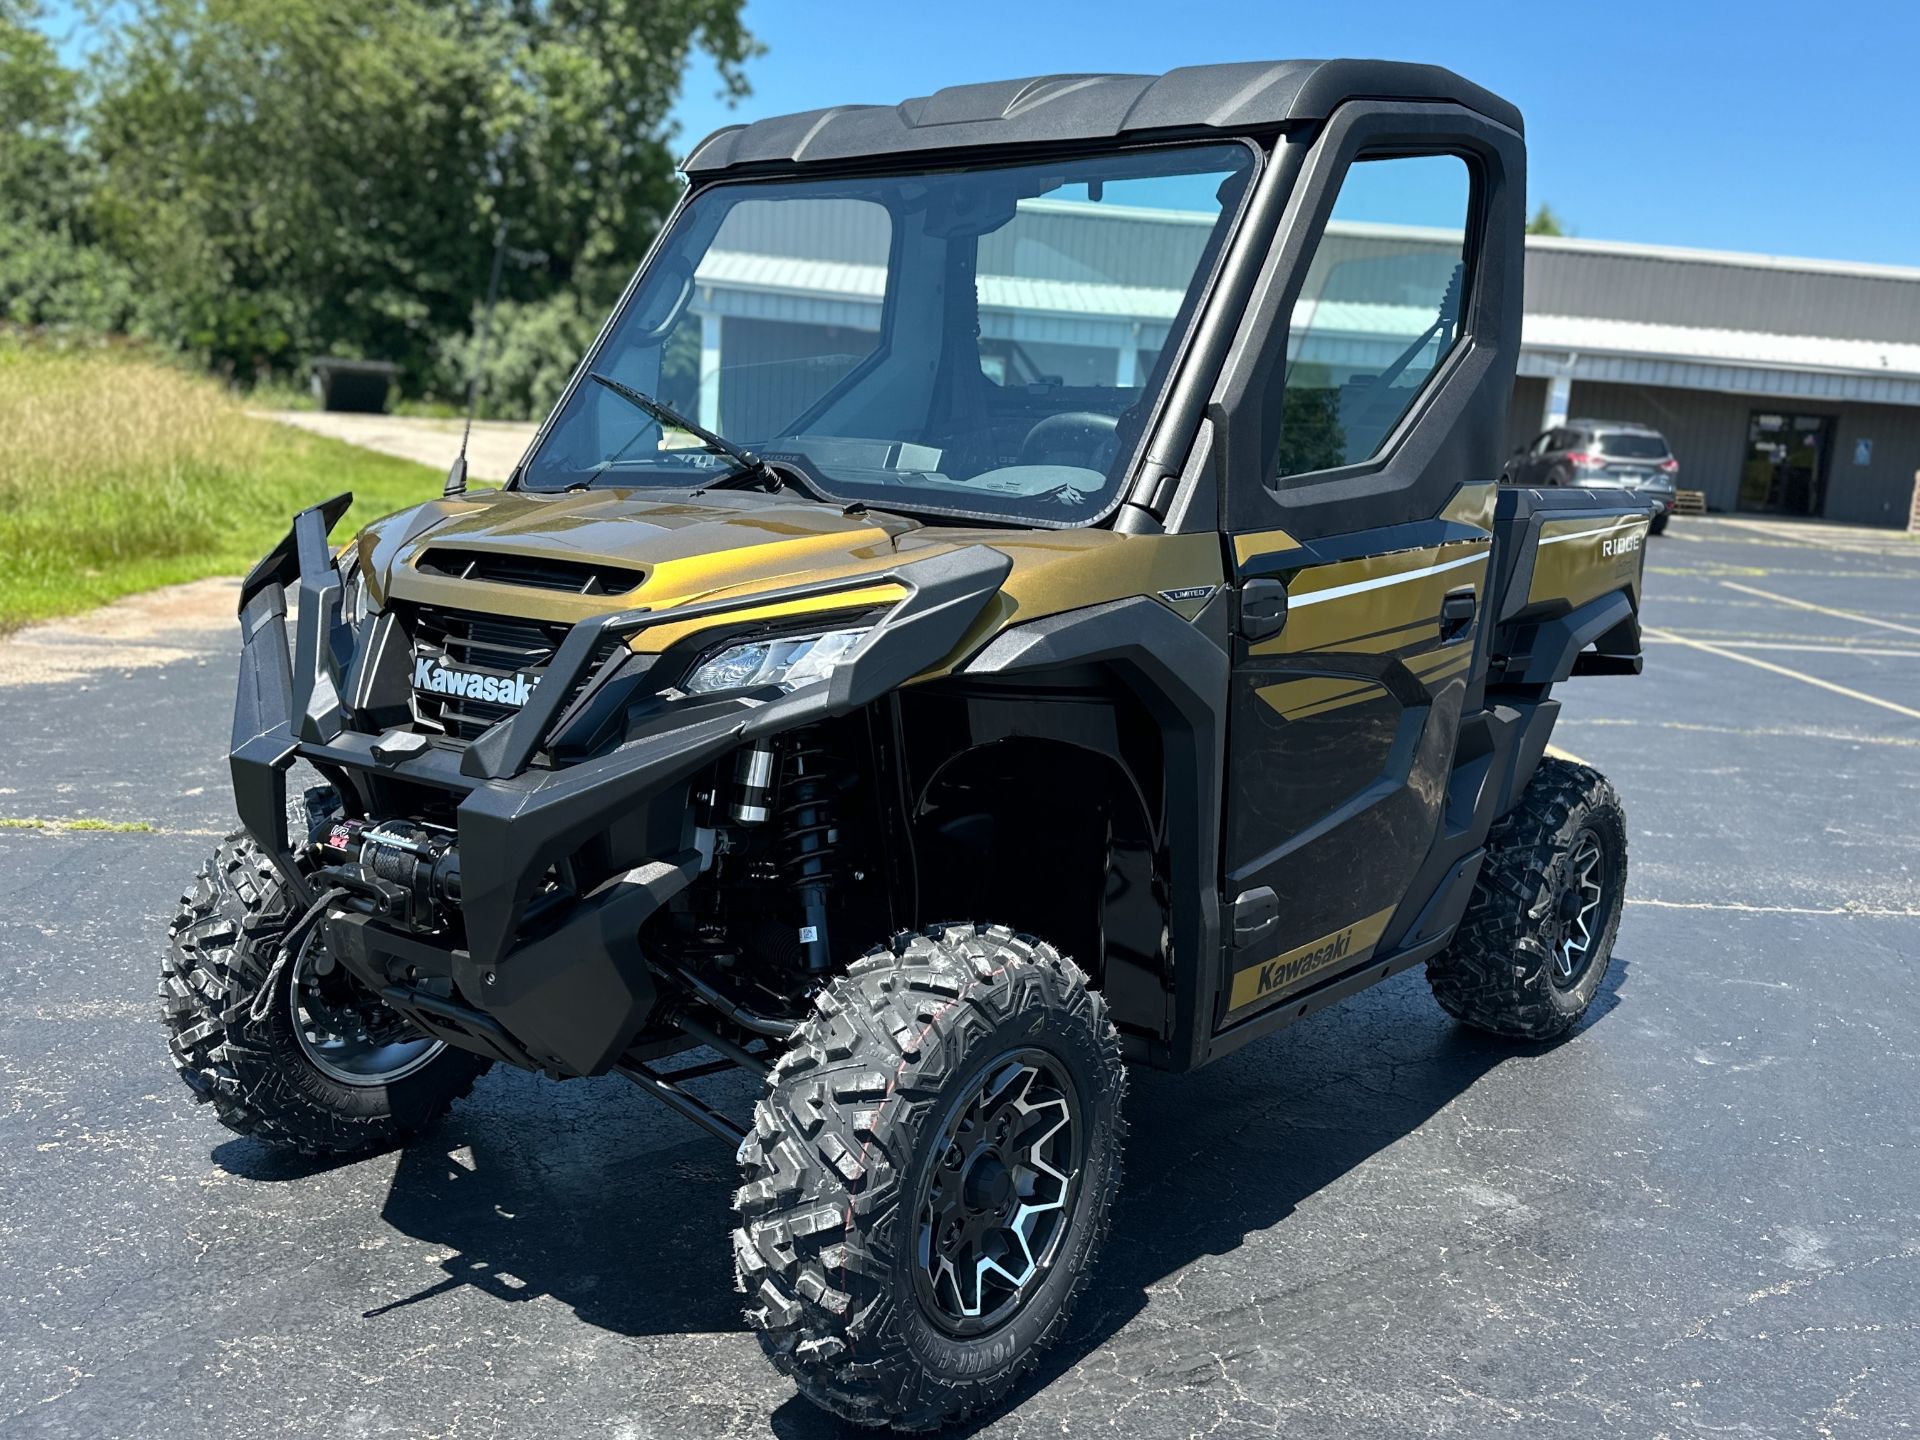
[1514,236,1920,526]
[681,199,1920,527]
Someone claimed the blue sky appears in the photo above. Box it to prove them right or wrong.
[674,0,1920,268]
[36,1,1919,268]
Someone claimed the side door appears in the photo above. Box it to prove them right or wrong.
[1205,101,1525,1032]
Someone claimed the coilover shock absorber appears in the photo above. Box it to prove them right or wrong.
[774,729,842,972]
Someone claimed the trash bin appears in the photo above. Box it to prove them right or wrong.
[310,358,399,414]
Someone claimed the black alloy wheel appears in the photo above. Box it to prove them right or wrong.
[913,1049,1082,1335]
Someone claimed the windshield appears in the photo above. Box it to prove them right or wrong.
[1596,431,1670,460]
[519,143,1258,524]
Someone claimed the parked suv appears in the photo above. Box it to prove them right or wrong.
[1505,419,1678,532]
[163,60,1648,1431]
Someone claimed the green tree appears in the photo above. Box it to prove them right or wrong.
[84,0,755,397]
[0,1,136,329]
[1525,203,1569,237]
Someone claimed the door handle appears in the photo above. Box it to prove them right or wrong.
[1239,578,1289,643]
[1439,586,1476,640]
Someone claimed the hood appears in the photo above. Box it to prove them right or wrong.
[361,487,927,614]
[354,485,1222,659]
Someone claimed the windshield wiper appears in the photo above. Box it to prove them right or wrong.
[586,371,773,487]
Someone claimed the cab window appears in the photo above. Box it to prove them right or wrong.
[1272,153,1474,480]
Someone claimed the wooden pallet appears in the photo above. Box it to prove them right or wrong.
[1674,490,1708,516]
[1909,470,1920,532]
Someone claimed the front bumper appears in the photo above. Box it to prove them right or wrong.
[231,494,1010,1073]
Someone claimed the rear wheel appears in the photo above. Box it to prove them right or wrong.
[1426,758,1628,1040]
[161,833,486,1156]
[1649,511,1670,535]
[734,923,1126,1430]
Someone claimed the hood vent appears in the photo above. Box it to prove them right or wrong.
[416,548,644,596]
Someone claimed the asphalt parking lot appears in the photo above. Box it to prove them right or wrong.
[2,514,1916,1439]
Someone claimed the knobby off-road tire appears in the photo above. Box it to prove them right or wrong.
[161,833,486,1156]
[734,923,1126,1430]
[1426,758,1628,1040]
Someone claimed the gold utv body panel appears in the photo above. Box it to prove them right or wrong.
[360,488,1224,674]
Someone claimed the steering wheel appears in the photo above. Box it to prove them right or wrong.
[1017,411,1121,470]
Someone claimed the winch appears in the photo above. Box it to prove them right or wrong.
[309,816,462,927]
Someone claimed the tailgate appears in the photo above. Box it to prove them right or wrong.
[1485,487,1648,685]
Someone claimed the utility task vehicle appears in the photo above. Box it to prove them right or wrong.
[165,59,1646,1430]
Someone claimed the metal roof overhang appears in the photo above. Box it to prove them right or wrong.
[686,255,1920,411]
[1517,315,1920,408]
[688,251,1182,352]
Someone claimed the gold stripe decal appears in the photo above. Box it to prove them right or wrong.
[1228,906,1396,1014]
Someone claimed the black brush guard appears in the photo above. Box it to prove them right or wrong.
[229,493,1010,1079]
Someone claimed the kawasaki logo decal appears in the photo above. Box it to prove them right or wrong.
[1227,906,1397,1014]
[413,657,540,707]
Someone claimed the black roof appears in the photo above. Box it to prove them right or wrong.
[683,60,1521,176]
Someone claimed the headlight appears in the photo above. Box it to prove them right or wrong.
[683,627,870,695]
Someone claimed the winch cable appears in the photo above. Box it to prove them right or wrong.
[247,885,350,1024]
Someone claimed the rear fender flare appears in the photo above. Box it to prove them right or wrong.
[1512,589,1639,686]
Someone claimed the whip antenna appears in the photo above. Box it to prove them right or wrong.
[446,216,509,497]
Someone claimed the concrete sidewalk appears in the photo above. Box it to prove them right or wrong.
[255,410,538,483]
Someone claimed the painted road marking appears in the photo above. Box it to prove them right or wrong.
[1628,898,1920,919]
[1654,565,1913,581]
[1643,637,1920,659]
[1693,515,1920,552]
[1561,717,1920,750]
[1643,626,1920,722]
[1544,743,1587,765]
[1719,579,1920,639]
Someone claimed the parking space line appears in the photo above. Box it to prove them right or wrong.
[1628,898,1920,918]
[1643,637,1920,659]
[1719,580,1920,639]
[1642,626,1920,721]
[1561,717,1920,749]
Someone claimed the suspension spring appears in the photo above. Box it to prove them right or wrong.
[775,729,842,971]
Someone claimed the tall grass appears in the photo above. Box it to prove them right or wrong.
[0,342,440,629]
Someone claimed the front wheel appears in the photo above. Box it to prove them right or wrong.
[1426,758,1628,1040]
[734,924,1126,1430]
[161,834,487,1156]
